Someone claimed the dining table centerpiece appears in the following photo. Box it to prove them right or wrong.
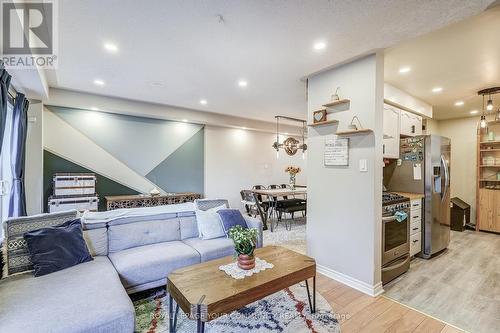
[228,225,258,270]
[285,166,301,190]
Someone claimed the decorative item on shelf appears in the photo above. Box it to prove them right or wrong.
[313,109,327,123]
[497,171,500,181]
[273,115,307,159]
[496,108,500,122]
[331,87,341,102]
[348,115,363,131]
[228,225,258,270]
[149,187,161,196]
[285,166,301,190]
[489,131,496,141]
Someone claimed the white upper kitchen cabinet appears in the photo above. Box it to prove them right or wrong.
[383,104,400,159]
[400,110,422,137]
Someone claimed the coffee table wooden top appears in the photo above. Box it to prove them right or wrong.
[167,246,316,321]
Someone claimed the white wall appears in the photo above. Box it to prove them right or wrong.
[436,117,478,224]
[306,54,384,296]
[204,126,307,209]
[25,102,44,215]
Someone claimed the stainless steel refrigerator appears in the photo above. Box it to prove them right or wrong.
[386,135,451,259]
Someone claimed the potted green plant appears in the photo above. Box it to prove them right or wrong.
[228,225,258,270]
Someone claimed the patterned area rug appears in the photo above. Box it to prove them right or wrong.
[132,283,340,333]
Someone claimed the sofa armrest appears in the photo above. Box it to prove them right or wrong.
[244,216,264,248]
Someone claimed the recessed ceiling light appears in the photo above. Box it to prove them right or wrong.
[313,41,326,51]
[200,99,207,105]
[150,82,164,87]
[182,119,188,122]
[94,79,105,86]
[241,127,247,130]
[103,43,118,53]
[432,87,443,93]
[90,107,99,111]
[238,80,248,87]
[470,110,479,115]
[399,67,411,74]
[455,101,465,106]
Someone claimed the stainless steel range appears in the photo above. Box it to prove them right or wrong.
[382,192,410,284]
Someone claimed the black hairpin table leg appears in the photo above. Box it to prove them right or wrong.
[305,276,316,314]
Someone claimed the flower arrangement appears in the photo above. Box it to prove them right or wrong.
[228,225,258,270]
[285,166,301,189]
[285,166,301,175]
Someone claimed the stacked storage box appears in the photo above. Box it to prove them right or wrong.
[48,173,99,213]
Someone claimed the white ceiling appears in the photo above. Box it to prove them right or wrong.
[385,5,500,120]
[46,0,494,122]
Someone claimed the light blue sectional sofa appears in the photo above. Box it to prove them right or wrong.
[0,200,263,333]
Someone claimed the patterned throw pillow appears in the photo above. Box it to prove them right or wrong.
[2,210,78,278]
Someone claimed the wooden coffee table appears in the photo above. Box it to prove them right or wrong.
[167,246,316,333]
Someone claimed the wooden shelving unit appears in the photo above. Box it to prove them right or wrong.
[477,123,500,233]
[336,128,373,136]
[308,119,339,127]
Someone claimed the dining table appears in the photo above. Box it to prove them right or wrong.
[251,187,307,230]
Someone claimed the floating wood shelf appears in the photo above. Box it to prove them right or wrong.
[480,165,500,167]
[308,119,339,127]
[335,128,373,136]
[322,99,351,113]
[480,149,500,152]
[323,99,350,108]
[480,179,500,182]
[480,140,500,144]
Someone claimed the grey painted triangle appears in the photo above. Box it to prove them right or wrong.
[146,128,204,194]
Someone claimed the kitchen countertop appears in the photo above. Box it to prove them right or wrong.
[393,192,425,201]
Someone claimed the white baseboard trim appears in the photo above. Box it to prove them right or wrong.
[317,264,384,297]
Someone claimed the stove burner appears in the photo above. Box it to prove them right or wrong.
[382,192,409,206]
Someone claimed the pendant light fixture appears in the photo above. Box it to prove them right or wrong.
[477,94,489,134]
[477,87,500,133]
[487,94,494,112]
[272,116,307,159]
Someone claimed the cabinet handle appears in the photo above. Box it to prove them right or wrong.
[412,227,419,231]
[383,144,385,154]
[412,240,419,243]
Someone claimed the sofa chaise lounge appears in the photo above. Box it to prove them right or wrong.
[0,199,263,333]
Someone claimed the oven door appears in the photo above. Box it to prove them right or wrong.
[382,211,410,266]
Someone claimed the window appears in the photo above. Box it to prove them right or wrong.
[0,97,14,240]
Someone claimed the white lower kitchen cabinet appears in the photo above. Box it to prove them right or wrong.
[383,104,400,158]
[409,198,423,257]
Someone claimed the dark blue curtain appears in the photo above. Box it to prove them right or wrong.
[8,94,29,217]
[0,61,12,156]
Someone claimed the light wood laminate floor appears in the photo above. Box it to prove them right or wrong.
[316,273,464,333]
[384,230,500,333]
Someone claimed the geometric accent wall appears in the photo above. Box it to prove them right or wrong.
[43,150,139,211]
[43,107,204,208]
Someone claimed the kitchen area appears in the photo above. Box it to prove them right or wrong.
[379,5,500,333]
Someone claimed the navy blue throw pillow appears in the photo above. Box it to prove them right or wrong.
[23,218,93,277]
[218,209,248,234]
